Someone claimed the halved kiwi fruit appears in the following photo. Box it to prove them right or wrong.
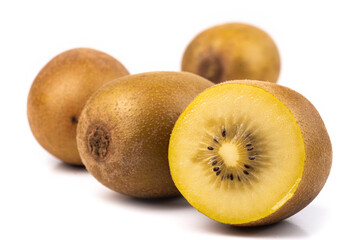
[77,71,213,198]
[169,80,332,226]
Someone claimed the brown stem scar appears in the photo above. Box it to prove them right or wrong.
[198,55,223,83]
[86,123,111,161]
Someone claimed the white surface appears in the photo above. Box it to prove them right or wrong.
[0,0,358,239]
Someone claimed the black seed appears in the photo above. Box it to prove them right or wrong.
[213,167,219,172]
[238,176,241,181]
[247,147,254,151]
[244,164,250,169]
[243,170,249,175]
[222,129,226,137]
[208,146,214,150]
[245,143,252,147]
[214,138,219,143]
[249,156,255,160]
[230,174,234,180]
[216,170,221,176]
[212,160,217,166]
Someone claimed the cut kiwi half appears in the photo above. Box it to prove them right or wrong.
[169,80,332,226]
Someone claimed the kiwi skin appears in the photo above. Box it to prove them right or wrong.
[182,23,280,84]
[219,80,332,226]
[27,48,129,165]
[76,71,214,198]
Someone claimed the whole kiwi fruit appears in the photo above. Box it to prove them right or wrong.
[169,80,332,226]
[77,71,213,198]
[27,48,129,165]
[182,23,281,83]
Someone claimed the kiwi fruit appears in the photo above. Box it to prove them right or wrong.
[169,80,332,226]
[76,71,213,198]
[182,23,281,83]
[27,48,129,165]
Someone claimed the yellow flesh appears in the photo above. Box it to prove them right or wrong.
[218,143,240,167]
[169,83,305,224]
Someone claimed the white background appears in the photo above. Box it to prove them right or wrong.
[1,0,358,239]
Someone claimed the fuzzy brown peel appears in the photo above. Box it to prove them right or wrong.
[182,23,281,84]
[77,71,214,198]
[27,48,129,165]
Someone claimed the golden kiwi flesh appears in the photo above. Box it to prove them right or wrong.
[169,80,332,226]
